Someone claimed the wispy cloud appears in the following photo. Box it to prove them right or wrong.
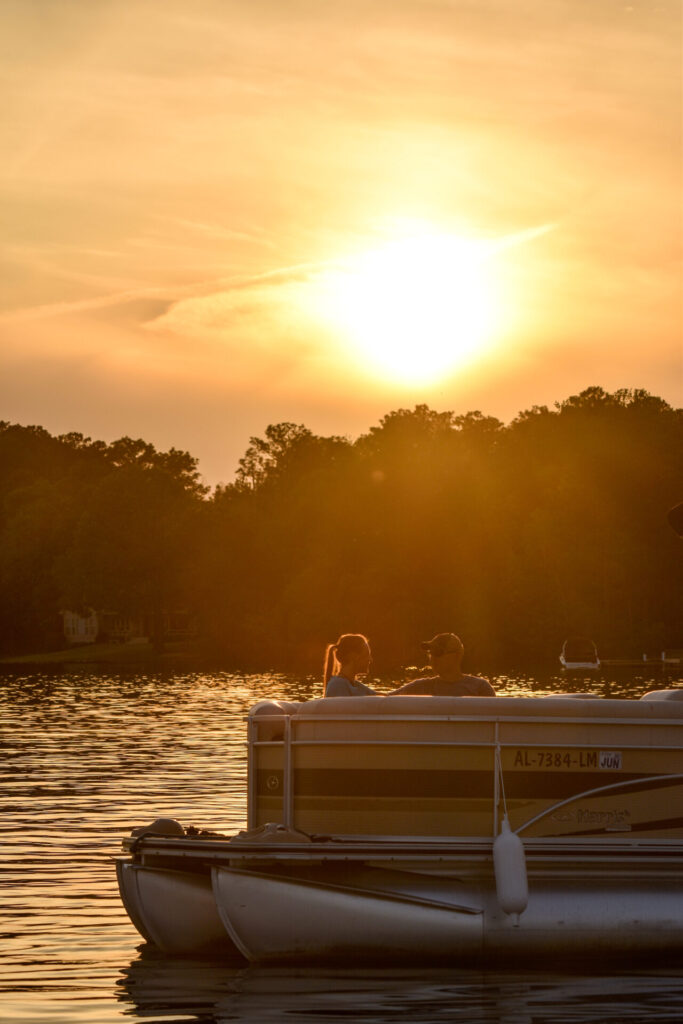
[164,217,276,247]
[0,287,171,324]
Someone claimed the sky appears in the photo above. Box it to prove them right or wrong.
[1,0,681,486]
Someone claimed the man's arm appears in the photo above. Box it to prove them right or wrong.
[387,678,431,695]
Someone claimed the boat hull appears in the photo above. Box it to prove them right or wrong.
[211,863,683,962]
[116,860,238,954]
[484,877,683,957]
[212,865,484,960]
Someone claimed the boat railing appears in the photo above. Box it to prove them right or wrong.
[247,698,683,837]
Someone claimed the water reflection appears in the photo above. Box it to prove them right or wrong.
[118,947,683,1023]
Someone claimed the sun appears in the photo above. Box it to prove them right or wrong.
[315,231,501,383]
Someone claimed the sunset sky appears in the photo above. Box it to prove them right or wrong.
[2,0,681,485]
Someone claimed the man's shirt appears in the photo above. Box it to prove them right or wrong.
[391,674,495,697]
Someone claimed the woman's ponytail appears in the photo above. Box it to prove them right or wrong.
[323,643,338,692]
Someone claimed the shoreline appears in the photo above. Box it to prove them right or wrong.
[0,641,197,668]
[0,645,680,691]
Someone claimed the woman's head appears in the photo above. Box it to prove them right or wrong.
[323,633,371,687]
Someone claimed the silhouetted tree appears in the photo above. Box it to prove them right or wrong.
[1,388,680,668]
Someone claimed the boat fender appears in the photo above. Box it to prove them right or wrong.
[493,817,528,923]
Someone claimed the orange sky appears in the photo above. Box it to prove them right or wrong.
[1,0,681,485]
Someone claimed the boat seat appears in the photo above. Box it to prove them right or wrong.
[251,699,303,740]
[250,693,683,745]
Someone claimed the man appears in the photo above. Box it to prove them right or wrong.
[391,632,495,696]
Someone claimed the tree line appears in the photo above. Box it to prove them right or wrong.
[0,386,680,673]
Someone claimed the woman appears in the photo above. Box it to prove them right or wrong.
[323,633,377,697]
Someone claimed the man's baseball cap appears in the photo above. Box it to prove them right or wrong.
[420,633,463,657]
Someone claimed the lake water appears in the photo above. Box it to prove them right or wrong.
[1,668,682,1023]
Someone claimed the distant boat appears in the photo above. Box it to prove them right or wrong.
[560,636,600,670]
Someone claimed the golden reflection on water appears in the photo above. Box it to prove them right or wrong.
[0,670,681,1024]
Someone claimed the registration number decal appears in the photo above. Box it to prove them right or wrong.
[513,750,622,769]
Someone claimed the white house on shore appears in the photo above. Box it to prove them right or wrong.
[62,609,196,645]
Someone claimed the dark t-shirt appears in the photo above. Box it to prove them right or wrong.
[391,674,495,697]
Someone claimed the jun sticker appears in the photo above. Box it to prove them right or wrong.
[599,751,622,769]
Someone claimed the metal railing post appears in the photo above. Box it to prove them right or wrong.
[247,714,255,831]
[493,721,500,837]
[283,716,293,827]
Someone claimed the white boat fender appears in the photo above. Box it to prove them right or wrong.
[493,817,528,923]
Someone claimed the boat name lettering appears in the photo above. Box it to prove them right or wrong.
[513,749,598,769]
[577,808,630,826]
[551,808,631,826]
[599,751,622,770]
[550,809,575,822]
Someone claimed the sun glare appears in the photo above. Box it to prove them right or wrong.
[316,231,501,383]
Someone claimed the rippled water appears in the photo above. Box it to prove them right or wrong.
[1,668,682,1023]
